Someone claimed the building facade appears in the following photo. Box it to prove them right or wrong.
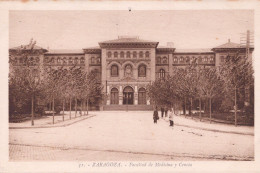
[9,36,254,111]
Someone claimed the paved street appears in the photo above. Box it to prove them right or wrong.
[9,111,254,161]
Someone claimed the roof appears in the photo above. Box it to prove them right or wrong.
[213,41,242,49]
[175,48,213,53]
[99,36,158,44]
[10,45,47,51]
[83,46,101,50]
[45,49,84,54]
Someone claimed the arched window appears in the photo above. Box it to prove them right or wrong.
[186,56,190,63]
[126,51,131,58]
[91,57,95,64]
[173,56,178,63]
[120,51,124,58]
[145,51,149,58]
[68,57,73,65]
[57,57,61,64]
[107,52,112,58]
[74,57,78,64]
[80,57,85,64]
[97,57,101,64]
[110,88,119,105]
[63,57,67,65]
[138,88,146,105]
[138,65,146,77]
[204,56,208,62]
[114,52,118,58]
[157,56,161,64]
[162,56,168,64]
[111,65,119,77]
[133,51,137,58]
[139,51,143,58]
[180,56,184,62]
[159,69,165,79]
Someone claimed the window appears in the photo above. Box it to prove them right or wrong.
[68,57,72,64]
[162,57,167,64]
[138,88,146,105]
[120,51,124,58]
[110,88,119,105]
[139,51,143,58]
[111,65,119,77]
[107,52,112,58]
[138,65,146,77]
[210,56,214,62]
[186,56,190,63]
[96,57,101,64]
[157,57,161,64]
[80,57,85,64]
[204,56,208,62]
[91,57,95,64]
[126,51,131,58]
[173,56,178,63]
[159,69,165,79]
[114,52,118,58]
[57,57,61,64]
[74,57,78,64]
[145,51,149,58]
[180,56,184,62]
[63,57,67,65]
[133,51,137,58]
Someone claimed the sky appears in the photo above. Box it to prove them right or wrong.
[9,10,254,50]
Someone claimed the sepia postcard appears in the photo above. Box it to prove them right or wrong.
[1,1,260,173]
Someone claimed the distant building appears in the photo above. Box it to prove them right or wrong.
[9,36,254,111]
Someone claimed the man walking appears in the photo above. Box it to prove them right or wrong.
[161,107,165,118]
[153,107,159,124]
[169,108,174,127]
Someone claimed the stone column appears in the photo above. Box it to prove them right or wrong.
[101,49,107,110]
[168,53,173,75]
[106,85,110,105]
[119,85,123,105]
[134,85,138,105]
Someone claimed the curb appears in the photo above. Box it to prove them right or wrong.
[9,115,96,129]
[160,118,254,136]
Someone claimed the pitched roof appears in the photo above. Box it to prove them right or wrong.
[10,45,47,50]
[213,41,242,49]
[45,49,84,54]
[99,37,158,44]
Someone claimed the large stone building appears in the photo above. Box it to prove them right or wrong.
[9,36,254,111]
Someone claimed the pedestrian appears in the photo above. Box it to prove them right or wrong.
[169,108,174,127]
[153,107,159,124]
[161,107,165,118]
[165,106,168,117]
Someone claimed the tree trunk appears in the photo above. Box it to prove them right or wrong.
[31,94,34,126]
[52,96,55,124]
[62,99,65,121]
[80,99,83,116]
[190,97,193,119]
[184,97,187,117]
[69,97,72,120]
[83,99,86,115]
[235,86,237,126]
[199,97,202,121]
[87,98,89,115]
[75,98,77,117]
[209,97,212,124]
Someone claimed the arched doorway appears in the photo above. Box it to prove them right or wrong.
[123,86,134,105]
[138,88,146,105]
[110,88,119,104]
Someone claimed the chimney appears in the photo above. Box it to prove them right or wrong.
[167,42,174,48]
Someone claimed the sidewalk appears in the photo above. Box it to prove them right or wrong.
[158,113,254,136]
[9,112,95,129]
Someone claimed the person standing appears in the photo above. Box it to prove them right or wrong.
[165,107,168,117]
[153,107,159,124]
[169,108,174,127]
[161,107,165,118]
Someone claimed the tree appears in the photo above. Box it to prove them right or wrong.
[9,40,44,126]
[220,52,254,126]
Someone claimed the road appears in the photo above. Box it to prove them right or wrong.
[9,111,254,161]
